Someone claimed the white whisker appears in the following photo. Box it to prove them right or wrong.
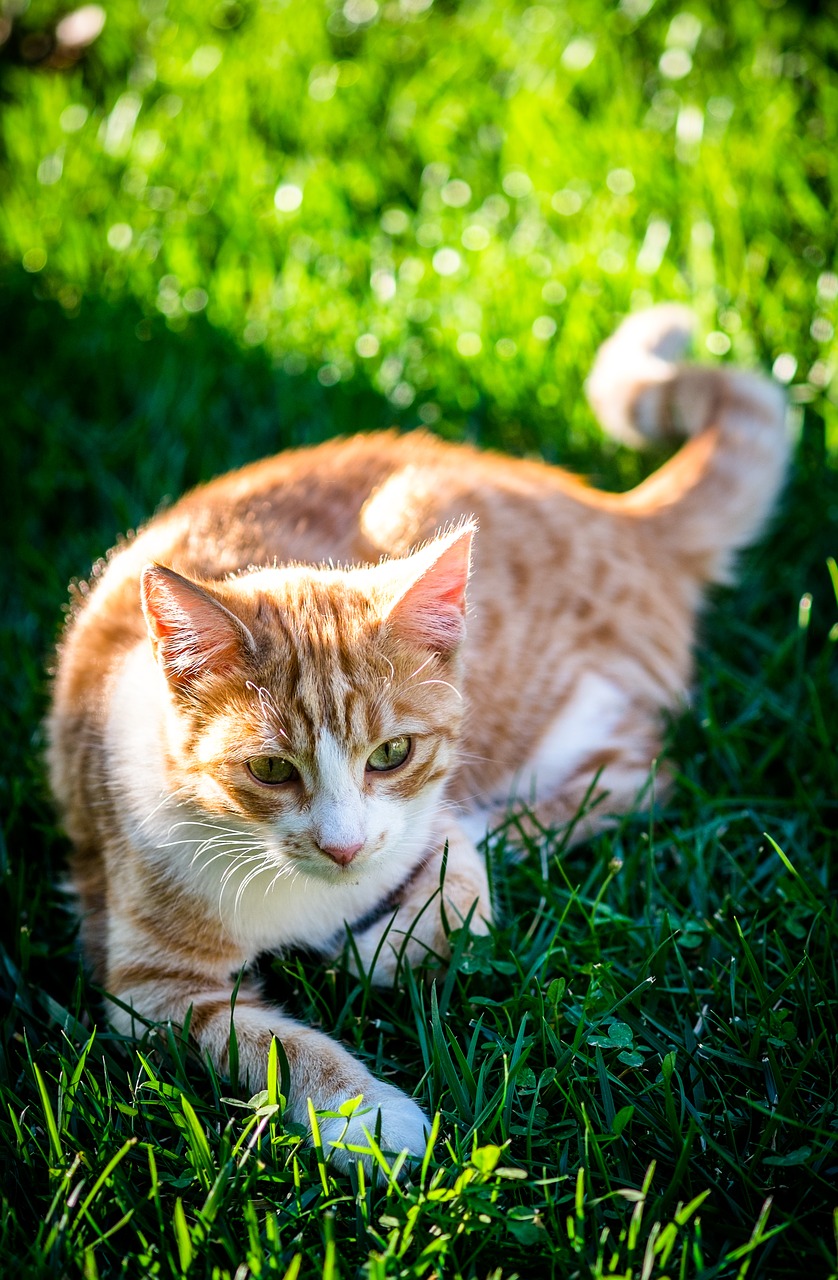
[220,852,268,890]
[403,653,437,686]
[233,860,274,915]
[164,819,246,839]
[138,784,192,829]
[193,844,264,875]
[412,678,463,699]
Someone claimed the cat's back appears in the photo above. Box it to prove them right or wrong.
[171,428,597,542]
[176,427,623,570]
[66,428,612,602]
[51,427,647,722]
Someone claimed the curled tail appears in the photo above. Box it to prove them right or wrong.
[586,305,790,583]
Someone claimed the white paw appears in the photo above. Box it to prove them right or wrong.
[316,1081,429,1173]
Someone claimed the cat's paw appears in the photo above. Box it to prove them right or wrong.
[316,1081,429,1174]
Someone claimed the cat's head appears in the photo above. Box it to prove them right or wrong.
[140,524,474,884]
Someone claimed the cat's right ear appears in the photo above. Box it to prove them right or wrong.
[385,522,475,655]
[141,565,257,691]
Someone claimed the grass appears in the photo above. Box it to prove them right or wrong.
[1,0,837,1276]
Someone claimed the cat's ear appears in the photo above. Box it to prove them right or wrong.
[385,522,475,654]
[141,565,257,689]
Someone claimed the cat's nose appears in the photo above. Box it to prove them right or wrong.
[318,840,364,867]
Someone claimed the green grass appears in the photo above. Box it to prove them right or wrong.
[1,0,837,1276]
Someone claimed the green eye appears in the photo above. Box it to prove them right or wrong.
[247,756,298,785]
[366,736,412,773]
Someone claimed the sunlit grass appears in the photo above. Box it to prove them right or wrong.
[1,1,837,1276]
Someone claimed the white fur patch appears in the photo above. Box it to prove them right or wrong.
[317,1082,429,1171]
[457,672,628,840]
[585,304,695,446]
[522,673,627,800]
[311,729,366,851]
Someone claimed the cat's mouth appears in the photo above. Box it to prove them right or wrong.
[262,836,385,882]
[307,840,385,879]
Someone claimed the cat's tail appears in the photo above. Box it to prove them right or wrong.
[586,304,789,583]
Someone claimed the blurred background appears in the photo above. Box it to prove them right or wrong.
[2,0,836,465]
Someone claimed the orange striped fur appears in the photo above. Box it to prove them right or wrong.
[47,306,788,1166]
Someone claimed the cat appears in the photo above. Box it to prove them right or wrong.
[46,305,788,1168]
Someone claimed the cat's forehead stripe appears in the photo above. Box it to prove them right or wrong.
[294,661,352,740]
[258,600,385,743]
[341,688,371,742]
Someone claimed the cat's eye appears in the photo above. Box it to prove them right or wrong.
[247,756,298,785]
[366,736,412,773]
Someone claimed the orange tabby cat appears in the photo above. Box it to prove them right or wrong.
[47,306,788,1167]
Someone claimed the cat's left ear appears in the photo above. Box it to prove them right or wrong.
[385,522,475,654]
[141,564,258,691]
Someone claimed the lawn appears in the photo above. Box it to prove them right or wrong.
[1,0,837,1276]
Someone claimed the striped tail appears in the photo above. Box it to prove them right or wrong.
[586,305,790,583]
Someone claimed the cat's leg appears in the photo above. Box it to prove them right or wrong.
[348,820,491,983]
[104,929,428,1169]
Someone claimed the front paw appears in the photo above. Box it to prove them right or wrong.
[315,1080,429,1173]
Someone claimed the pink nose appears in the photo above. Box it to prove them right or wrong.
[318,841,363,867]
